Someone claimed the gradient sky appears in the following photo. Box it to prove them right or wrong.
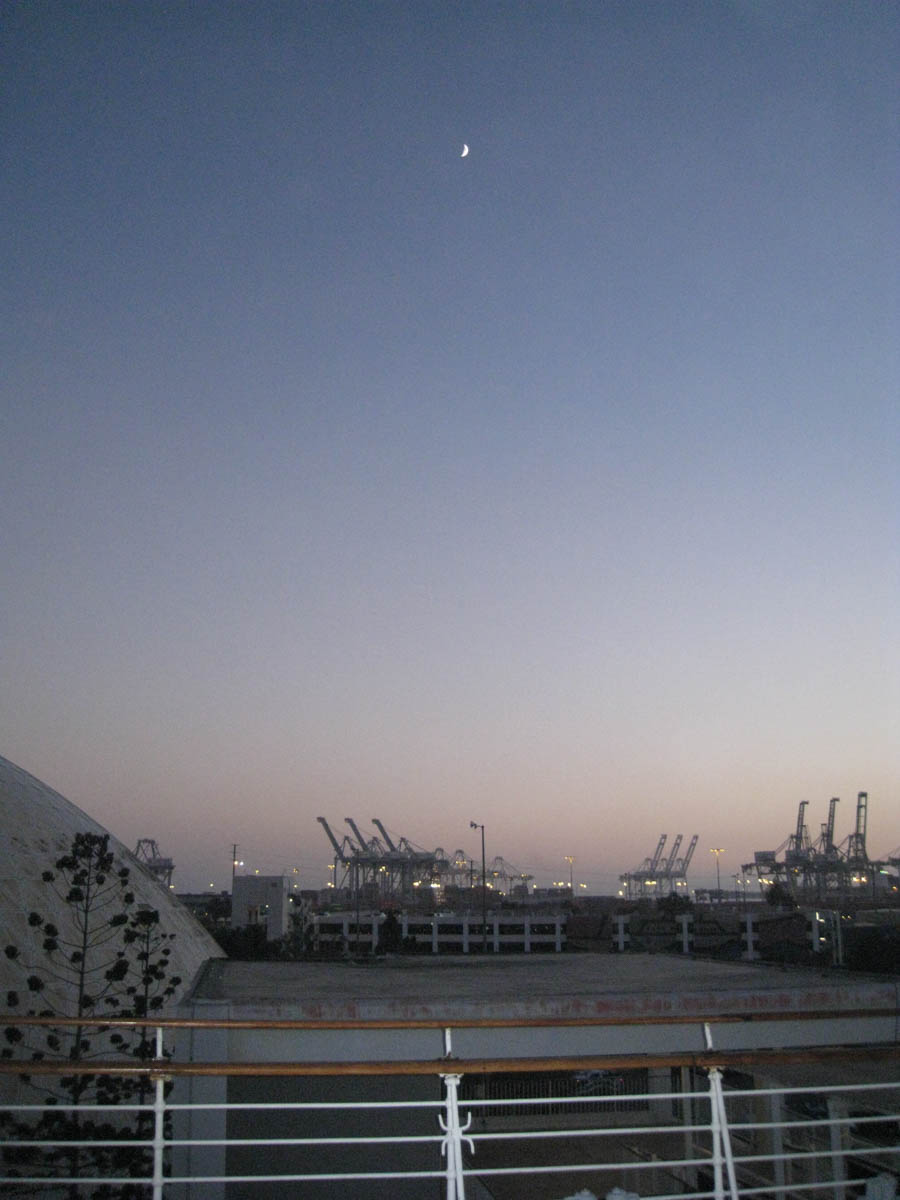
[3,2,898,894]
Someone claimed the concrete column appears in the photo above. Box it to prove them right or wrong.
[678,913,693,954]
[742,913,759,960]
[615,913,629,951]
[171,1004,230,1200]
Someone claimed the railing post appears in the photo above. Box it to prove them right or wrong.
[708,1064,725,1200]
[828,1095,848,1200]
[708,1067,740,1200]
[769,1090,786,1193]
[704,1022,739,1200]
[439,1072,473,1200]
[152,1025,166,1200]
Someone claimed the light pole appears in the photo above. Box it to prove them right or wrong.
[230,844,244,927]
[564,855,574,892]
[231,845,245,889]
[710,848,724,903]
[470,821,487,953]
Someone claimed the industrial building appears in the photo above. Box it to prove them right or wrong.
[231,873,293,940]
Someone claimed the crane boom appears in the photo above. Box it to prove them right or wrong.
[680,835,698,872]
[344,818,371,852]
[372,819,398,852]
[317,816,348,860]
[663,834,683,872]
[649,835,667,871]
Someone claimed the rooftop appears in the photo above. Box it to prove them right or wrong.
[185,954,899,1058]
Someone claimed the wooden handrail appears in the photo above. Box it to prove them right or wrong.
[1,1043,898,1079]
[0,1007,896,1031]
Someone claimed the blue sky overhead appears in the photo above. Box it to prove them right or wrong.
[2,1,898,893]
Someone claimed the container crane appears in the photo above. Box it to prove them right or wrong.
[133,839,175,889]
[819,797,840,859]
[658,834,683,892]
[318,816,440,904]
[619,834,669,897]
[842,792,868,864]
[663,834,683,872]
[668,835,697,893]
[679,835,698,875]
[744,792,884,900]
[785,800,811,866]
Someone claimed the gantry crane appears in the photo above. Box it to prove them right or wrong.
[676,834,698,887]
[657,834,683,892]
[785,800,812,866]
[842,792,868,864]
[318,816,439,905]
[620,834,667,897]
[818,797,840,859]
[133,839,175,889]
[743,792,892,900]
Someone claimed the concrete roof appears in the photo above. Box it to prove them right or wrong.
[192,953,898,1018]
[184,955,899,1057]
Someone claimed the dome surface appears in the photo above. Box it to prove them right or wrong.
[0,753,221,1010]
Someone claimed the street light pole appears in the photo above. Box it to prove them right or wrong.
[231,844,244,927]
[470,821,487,953]
[710,848,724,903]
[564,855,574,892]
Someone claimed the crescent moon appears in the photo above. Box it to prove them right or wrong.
[461,144,469,158]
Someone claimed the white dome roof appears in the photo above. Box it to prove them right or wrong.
[0,753,221,1010]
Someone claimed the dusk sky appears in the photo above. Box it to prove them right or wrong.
[3,2,898,894]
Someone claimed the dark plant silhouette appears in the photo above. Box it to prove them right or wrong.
[1,832,181,1197]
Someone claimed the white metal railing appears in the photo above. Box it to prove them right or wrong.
[0,1017,898,1199]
